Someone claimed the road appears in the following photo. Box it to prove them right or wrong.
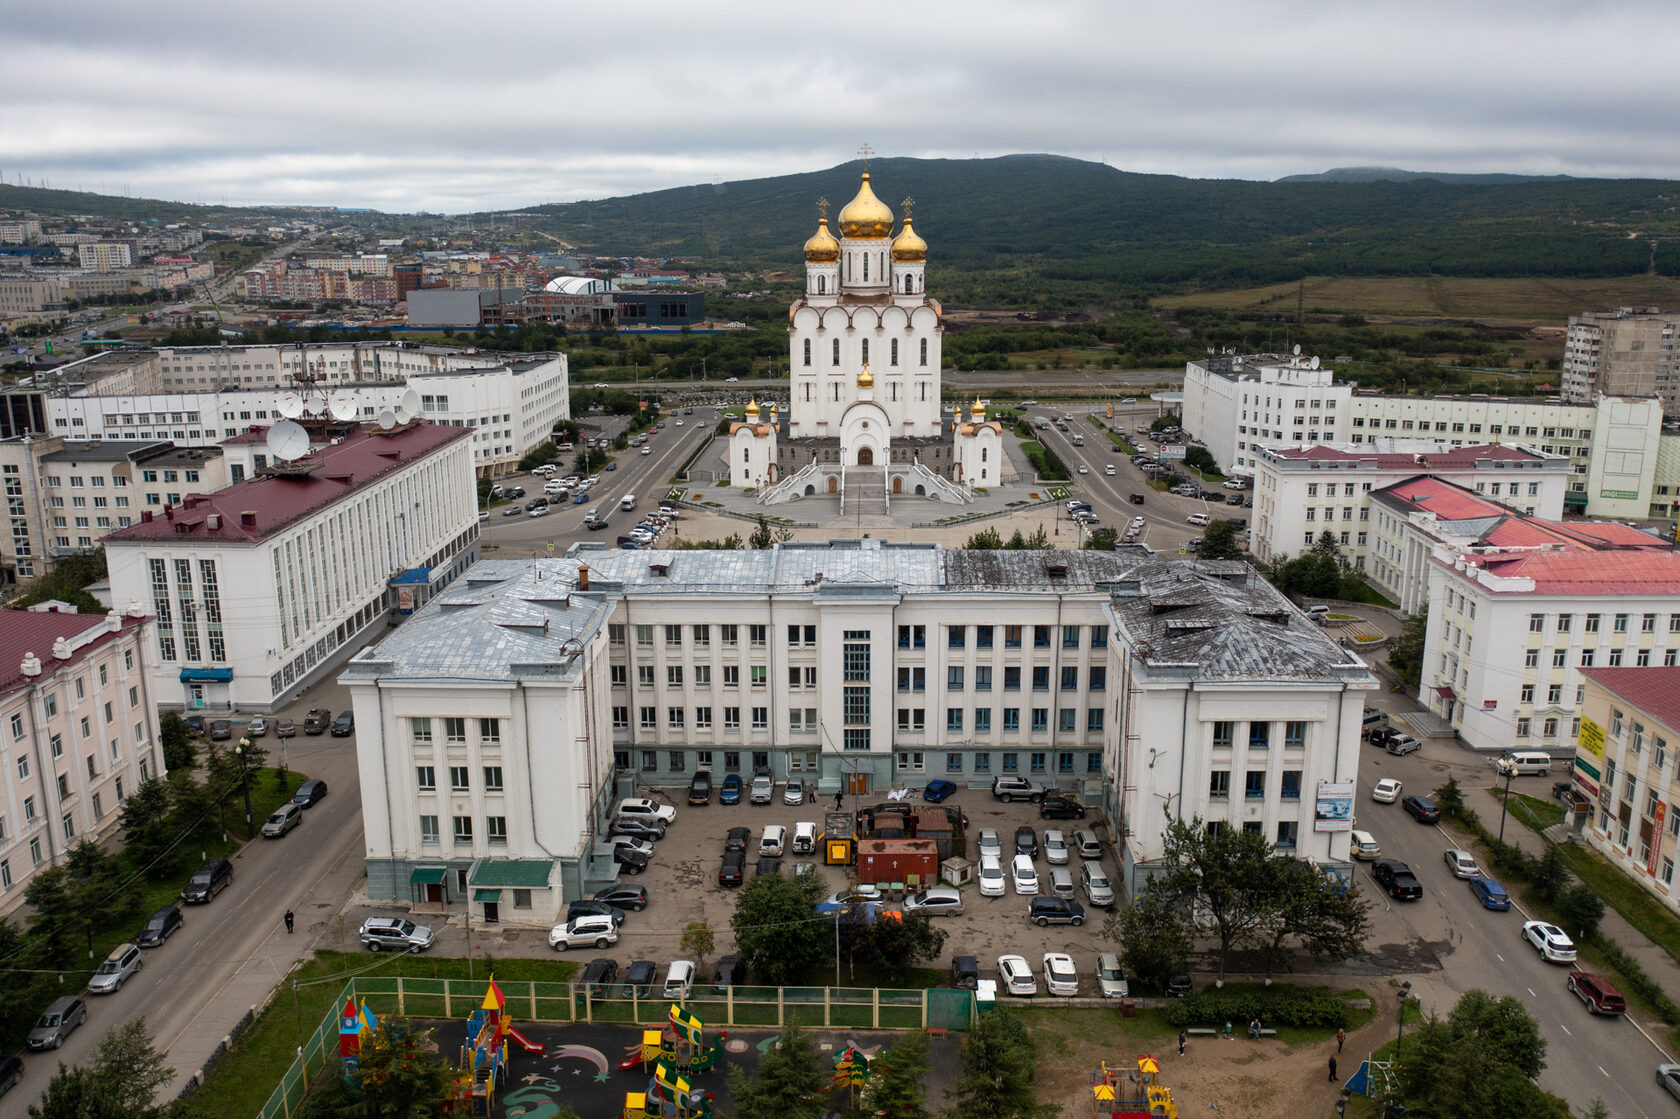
[1349,733,1676,1117]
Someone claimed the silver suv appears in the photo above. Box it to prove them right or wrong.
[88,943,143,994]
[359,917,435,953]
[749,772,774,804]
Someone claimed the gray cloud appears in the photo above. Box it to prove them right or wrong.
[3,0,1675,211]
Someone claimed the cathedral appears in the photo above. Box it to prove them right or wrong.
[728,167,1002,509]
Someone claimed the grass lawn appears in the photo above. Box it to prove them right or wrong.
[1491,789,1565,833]
[1555,842,1680,965]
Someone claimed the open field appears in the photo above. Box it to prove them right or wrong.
[1158,275,1680,323]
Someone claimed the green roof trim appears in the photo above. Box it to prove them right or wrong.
[409,867,447,886]
[469,859,554,888]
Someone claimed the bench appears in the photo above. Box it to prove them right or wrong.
[1185,1028,1217,1037]
[927,1028,949,1039]
[1258,1028,1278,1038]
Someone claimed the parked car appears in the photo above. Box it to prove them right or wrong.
[1372,778,1403,803]
[903,887,965,917]
[0,1054,20,1097]
[1028,897,1086,926]
[275,718,296,738]
[718,850,745,886]
[1349,830,1382,860]
[88,942,144,994]
[951,955,980,990]
[1164,975,1194,998]
[245,716,269,737]
[1386,735,1422,756]
[1402,795,1441,823]
[1042,952,1079,996]
[360,916,435,953]
[1039,796,1088,820]
[688,770,712,805]
[615,798,677,827]
[977,828,1003,861]
[261,801,304,838]
[610,817,666,842]
[567,899,627,925]
[1469,876,1511,910]
[724,826,751,852]
[978,856,1006,897]
[330,711,355,737]
[592,884,648,912]
[663,960,696,1000]
[750,772,774,804]
[1367,724,1398,747]
[792,821,818,855]
[997,954,1037,997]
[1043,830,1069,865]
[783,777,807,806]
[302,708,332,735]
[719,773,743,804]
[1372,860,1422,900]
[1080,860,1115,906]
[181,856,233,903]
[136,903,184,948]
[548,914,619,951]
[625,960,658,996]
[1567,972,1626,1015]
[615,847,651,875]
[921,779,958,802]
[26,995,87,1050]
[209,719,232,741]
[1014,826,1039,859]
[1073,829,1102,859]
[1095,952,1129,998]
[1522,921,1577,963]
[1443,849,1481,879]
[712,956,745,991]
[991,775,1045,803]
[759,824,787,856]
[292,778,329,808]
[580,958,620,996]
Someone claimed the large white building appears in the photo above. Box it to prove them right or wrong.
[1250,441,1570,569]
[1182,353,1671,520]
[346,543,1376,921]
[1564,308,1680,409]
[731,172,1001,508]
[103,422,479,713]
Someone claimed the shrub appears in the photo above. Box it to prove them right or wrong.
[1592,939,1680,1024]
[1160,986,1350,1030]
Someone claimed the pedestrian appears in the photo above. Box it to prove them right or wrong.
[1177,1029,1186,1057]
[1328,1055,1338,1082]
[1336,1027,1345,1053]
[1249,1016,1261,1040]
[284,909,295,934]
[834,790,844,811]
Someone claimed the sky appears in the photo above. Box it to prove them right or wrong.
[3,0,1675,213]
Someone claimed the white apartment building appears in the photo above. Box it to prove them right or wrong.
[1250,441,1569,567]
[1182,353,1669,519]
[1564,308,1680,409]
[0,606,163,918]
[344,561,617,923]
[1420,544,1680,753]
[77,243,133,271]
[103,423,479,713]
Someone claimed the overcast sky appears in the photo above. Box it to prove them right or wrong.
[3,0,1674,213]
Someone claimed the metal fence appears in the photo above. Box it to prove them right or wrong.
[255,978,972,1119]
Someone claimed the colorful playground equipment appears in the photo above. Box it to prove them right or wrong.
[1091,1056,1178,1119]
[339,995,380,1090]
[619,1003,723,1119]
[459,977,544,1114]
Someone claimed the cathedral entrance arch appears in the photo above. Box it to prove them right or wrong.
[858,447,874,466]
[828,476,838,494]
[892,476,902,494]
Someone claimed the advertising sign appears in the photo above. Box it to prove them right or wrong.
[1579,716,1605,758]
[1314,781,1355,832]
[1650,802,1667,877]
[1158,444,1187,461]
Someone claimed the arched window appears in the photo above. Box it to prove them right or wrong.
[919,338,928,366]
[905,274,913,293]
[981,447,988,462]
[803,338,811,367]
[817,275,826,294]
[862,254,869,282]
[890,339,898,366]
[861,339,869,366]
[832,339,840,366]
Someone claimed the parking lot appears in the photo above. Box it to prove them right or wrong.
[598,782,1125,994]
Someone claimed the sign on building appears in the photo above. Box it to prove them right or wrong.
[1313,781,1354,832]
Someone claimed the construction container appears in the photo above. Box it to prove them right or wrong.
[824,811,855,866]
[855,838,940,886]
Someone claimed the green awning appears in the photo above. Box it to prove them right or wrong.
[409,867,447,886]
[1573,757,1601,780]
[468,859,554,889]
[473,889,501,902]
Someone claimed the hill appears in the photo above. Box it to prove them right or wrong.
[1275,166,1577,185]
[0,183,329,225]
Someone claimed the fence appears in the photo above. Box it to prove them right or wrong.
[256,977,971,1119]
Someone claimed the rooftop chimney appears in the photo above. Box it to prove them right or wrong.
[206,513,221,530]
[19,652,41,678]
[577,563,590,591]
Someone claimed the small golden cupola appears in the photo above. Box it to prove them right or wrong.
[838,173,894,239]
[892,214,927,262]
[745,398,760,419]
[857,364,874,389]
[803,217,840,263]
[970,396,985,422]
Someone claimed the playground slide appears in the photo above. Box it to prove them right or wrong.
[507,1026,546,1055]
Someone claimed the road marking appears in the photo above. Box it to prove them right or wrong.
[1495,953,1505,962]
[1598,1066,1609,1078]
[1559,1023,1572,1036]
[1527,987,1536,998]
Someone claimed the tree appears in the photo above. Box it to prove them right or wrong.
[731,875,831,984]
[1082,527,1119,551]
[847,913,948,983]
[1388,606,1429,689]
[867,1029,932,1119]
[1183,445,1219,475]
[1252,858,1372,979]
[943,1009,1055,1119]
[964,528,1005,549]
[1150,817,1278,983]
[1199,519,1243,560]
[29,1018,204,1119]
[1555,883,1605,941]
[729,1023,830,1119]
[159,712,194,773]
[25,842,134,968]
[357,1019,455,1119]
[120,778,179,879]
[679,920,715,975]
[1531,844,1574,904]
[1432,775,1466,820]
[1393,990,1568,1119]
[1103,891,1191,993]
[750,514,775,549]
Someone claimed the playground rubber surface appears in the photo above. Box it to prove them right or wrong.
[407,1019,962,1118]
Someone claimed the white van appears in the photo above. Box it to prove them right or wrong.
[620,493,637,512]
[759,824,786,856]
[1186,512,1210,526]
[1494,751,1553,777]
[584,508,599,524]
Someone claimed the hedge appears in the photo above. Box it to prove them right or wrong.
[1161,986,1350,1029]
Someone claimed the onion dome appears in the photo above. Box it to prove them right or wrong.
[745,398,760,418]
[838,173,894,239]
[970,396,985,421]
[857,365,874,389]
[803,218,839,263]
[891,215,927,262]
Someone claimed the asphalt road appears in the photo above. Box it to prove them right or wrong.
[1349,731,1676,1118]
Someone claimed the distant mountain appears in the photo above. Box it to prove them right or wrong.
[0,183,328,224]
[1277,166,1578,185]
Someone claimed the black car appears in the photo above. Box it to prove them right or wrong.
[181,856,233,903]
[1028,897,1086,927]
[724,827,751,852]
[951,955,979,990]
[1039,796,1087,820]
[580,957,619,996]
[1164,975,1193,998]
[625,959,658,996]
[712,955,745,990]
[1367,725,1399,747]
[1129,493,1145,504]
[592,884,648,912]
[292,778,329,808]
[1372,859,1423,900]
[756,857,782,877]
[0,1053,20,1097]
[567,899,627,924]
[718,850,745,886]
[136,903,184,948]
[1402,795,1441,823]
[610,817,666,842]
[209,719,232,741]
[330,711,355,737]
[505,486,525,499]
[688,770,712,805]
[615,847,650,875]
[1014,825,1039,858]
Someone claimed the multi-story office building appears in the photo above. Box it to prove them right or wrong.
[1564,308,1680,409]
[104,422,478,713]
[0,606,162,918]
[348,544,1376,921]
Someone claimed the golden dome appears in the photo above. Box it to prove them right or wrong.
[838,173,894,239]
[971,395,985,420]
[803,217,839,263]
[857,364,874,389]
[891,215,927,262]
[745,398,760,417]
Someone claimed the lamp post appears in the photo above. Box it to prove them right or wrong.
[1495,764,1516,849]
[1395,981,1412,1055]
[235,737,254,838]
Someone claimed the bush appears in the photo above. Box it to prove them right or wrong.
[1592,939,1680,1025]
[1161,986,1350,1030]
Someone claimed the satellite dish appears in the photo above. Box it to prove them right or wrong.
[329,393,358,422]
[278,393,304,419]
[1292,344,1302,356]
[377,409,398,430]
[266,420,310,462]
[399,389,421,415]
[1310,356,1321,370]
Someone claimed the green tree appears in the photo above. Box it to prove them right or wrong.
[964,528,1005,549]
[867,1029,932,1119]
[943,1009,1055,1119]
[1393,990,1567,1119]
[731,875,831,984]
[120,778,179,879]
[729,1023,830,1119]
[1532,844,1574,904]
[1022,525,1050,549]
[1199,519,1243,560]
[1103,891,1191,993]
[357,1019,455,1119]
[1082,527,1119,551]
[28,1018,204,1119]
[847,913,948,984]
[679,920,715,975]
[1433,775,1466,819]
[1555,883,1605,941]
[25,842,134,968]
[159,711,194,773]
[1150,817,1277,983]
[1252,857,1372,979]
[1388,606,1429,688]
[749,514,776,549]
[1183,445,1220,475]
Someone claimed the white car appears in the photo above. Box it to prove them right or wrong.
[1105,465,1116,475]
[1522,921,1577,963]
[658,506,680,519]
[791,821,818,854]
[607,835,655,859]
[1043,830,1069,865]
[615,798,676,827]
[1077,465,1088,474]
[997,954,1037,997]
[977,828,1002,861]
[1372,778,1403,803]
[1444,849,1481,879]
[1011,854,1039,895]
[641,447,651,455]
[783,777,806,805]
[903,886,965,917]
[822,885,882,907]
[1042,953,1079,997]
[662,959,695,999]
[548,914,619,950]
[978,856,1006,897]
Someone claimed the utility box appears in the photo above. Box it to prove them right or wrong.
[940,855,972,887]
[824,812,854,866]
[855,838,940,885]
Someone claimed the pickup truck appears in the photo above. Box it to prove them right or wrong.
[1372,859,1422,901]
[991,776,1047,803]
[302,708,333,736]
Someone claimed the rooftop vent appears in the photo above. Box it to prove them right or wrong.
[1045,562,1068,578]
[240,511,257,527]
[206,513,221,530]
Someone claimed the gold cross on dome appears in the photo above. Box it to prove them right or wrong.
[858,143,874,170]
[817,197,830,220]
[902,197,914,220]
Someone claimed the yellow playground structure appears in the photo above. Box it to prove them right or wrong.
[1091,1056,1178,1119]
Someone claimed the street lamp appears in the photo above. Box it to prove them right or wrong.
[1395,981,1412,1055]
[235,737,254,838]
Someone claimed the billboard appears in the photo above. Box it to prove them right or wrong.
[1314,781,1355,832]
[1158,444,1187,461]
[1579,716,1604,758]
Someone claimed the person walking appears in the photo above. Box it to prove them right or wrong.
[834,790,844,811]
[1336,1027,1346,1053]
[284,909,295,934]
[1177,1030,1187,1057]
[1328,1055,1338,1082]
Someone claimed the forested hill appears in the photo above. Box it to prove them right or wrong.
[506,154,1680,289]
